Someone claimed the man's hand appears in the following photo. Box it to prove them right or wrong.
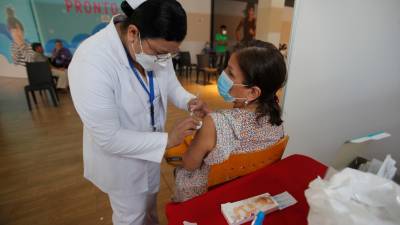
[188,98,212,118]
[167,117,200,149]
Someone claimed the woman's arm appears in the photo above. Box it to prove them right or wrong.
[236,19,244,41]
[249,19,256,37]
[182,115,216,171]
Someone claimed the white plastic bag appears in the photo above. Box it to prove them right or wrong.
[305,168,400,225]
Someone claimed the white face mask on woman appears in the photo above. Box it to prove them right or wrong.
[132,32,170,71]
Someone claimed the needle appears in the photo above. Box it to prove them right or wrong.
[190,92,202,130]
[190,92,200,116]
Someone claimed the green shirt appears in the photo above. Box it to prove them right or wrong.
[215,33,228,53]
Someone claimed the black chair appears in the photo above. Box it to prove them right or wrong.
[172,56,179,71]
[25,62,59,110]
[178,51,197,79]
[196,54,218,85]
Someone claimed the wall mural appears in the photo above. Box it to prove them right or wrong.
[0,0,123,77]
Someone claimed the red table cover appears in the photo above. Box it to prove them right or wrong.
[165,154,327,225]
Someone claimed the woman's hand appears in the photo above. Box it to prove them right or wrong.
[188,98,212,118]
[167,117,200,149]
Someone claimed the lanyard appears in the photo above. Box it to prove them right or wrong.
[126,54,156,132]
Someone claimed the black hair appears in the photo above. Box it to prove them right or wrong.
[6,7,24,32]
[31,42,42,51]
[120,0,187,42]
[220,25,227,29]
[234,40,287,126]
[244,3,255,17]
[55,39,62,44]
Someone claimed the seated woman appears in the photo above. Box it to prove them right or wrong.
[174,40,287,202]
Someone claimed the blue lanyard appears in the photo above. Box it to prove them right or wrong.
[126,53,156,132]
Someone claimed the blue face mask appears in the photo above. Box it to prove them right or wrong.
[217,71,247,102]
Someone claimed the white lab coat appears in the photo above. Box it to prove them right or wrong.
[68,16,194,196]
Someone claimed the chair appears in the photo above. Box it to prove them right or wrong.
[25,62,59,110]
[178,52,197,79]
[207,136,289,187]
[196,54,219,85]
[164,135,289,188]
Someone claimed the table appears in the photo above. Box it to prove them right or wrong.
[165,154,327,225]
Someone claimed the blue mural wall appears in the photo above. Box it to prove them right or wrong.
[0,0,39,64]
[0,0,123,77]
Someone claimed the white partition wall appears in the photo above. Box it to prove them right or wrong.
[283,0,400,165]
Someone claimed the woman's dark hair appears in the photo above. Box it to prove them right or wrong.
[244,3,255,17]
[120,0,187,42]
[234,40,287,126]
[31,42,42,51]
[6,7,24,32]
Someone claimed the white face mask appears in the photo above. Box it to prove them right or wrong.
[222,30,227,35]
[133,36,157,71]
[132,33,169,71]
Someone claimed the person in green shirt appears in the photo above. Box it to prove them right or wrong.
[215,25,228,54]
